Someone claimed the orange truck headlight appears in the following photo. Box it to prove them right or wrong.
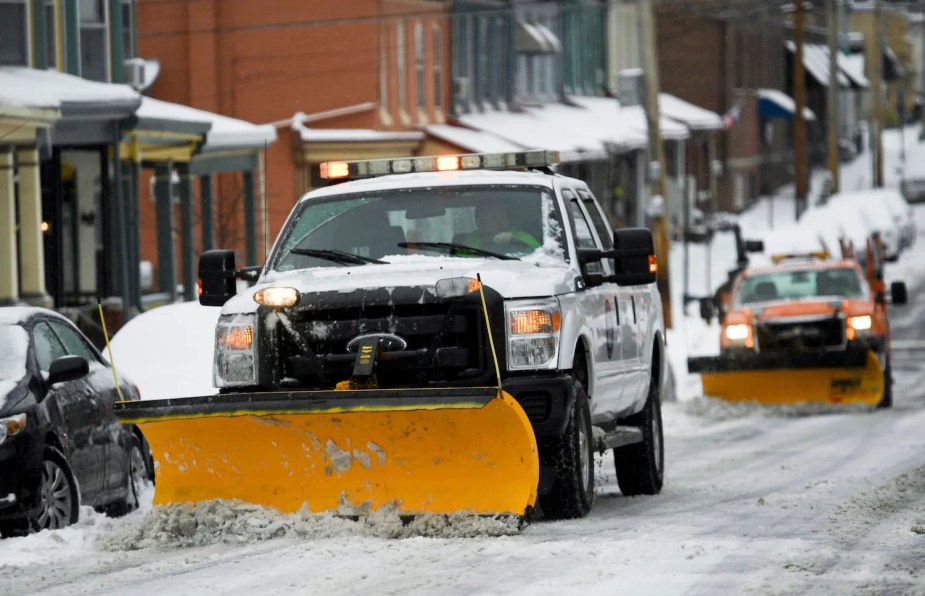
[722,323,753,348]
[846,315,872,340]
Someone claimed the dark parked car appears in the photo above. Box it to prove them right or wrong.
[0,307,153,536]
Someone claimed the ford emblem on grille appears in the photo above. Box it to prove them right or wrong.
[346,333,408,353]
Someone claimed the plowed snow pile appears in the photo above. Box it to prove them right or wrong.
[99,501,521,550]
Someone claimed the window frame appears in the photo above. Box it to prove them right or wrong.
[79,0,110,82]
[396,19,407,115]
[414,19,425,111]
[0,0,30,67]
[432,21,443,111]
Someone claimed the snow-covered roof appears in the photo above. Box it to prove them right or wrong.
[839,53,869,88]
[659,93,723,131]
[424,124,526,153]
[136,97,277,151]
[291,114,423,143]
[570,96,689,142]
[0,67,139,112]
[757,88,816,121]
[456,96,686,163]
[786,42,850,88]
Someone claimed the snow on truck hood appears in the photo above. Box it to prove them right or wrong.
[221,257,575,315]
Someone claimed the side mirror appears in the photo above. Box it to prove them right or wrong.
[891,281,908,305]
[699,298,714,321]
[610,228,657,286]
[199,250,238,307]
[576,249,606,288]
[745,240,764,253]
[48,356,89,386]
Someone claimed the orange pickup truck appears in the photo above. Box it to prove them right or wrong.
[688,243,907,407]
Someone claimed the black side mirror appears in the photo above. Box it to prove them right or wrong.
[891,281,908,305]
[576,249,606,288]
[699,298,714,321]
[610,228,657,286]
[199,250,238,306]
[48,356,89,385]
[745,240,764,253]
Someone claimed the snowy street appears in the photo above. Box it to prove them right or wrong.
[2,202,924,595]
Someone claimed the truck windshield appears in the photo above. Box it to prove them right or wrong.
[271,185,564,271]
[736,267,867,306]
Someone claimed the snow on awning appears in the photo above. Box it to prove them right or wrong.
[0,67,139,115]
[658,93,723,131]
[839,53,869,89]
[569,96,689,144]
[297,128,424,143]
[516,21,561,54]
[757,88,816,121]
[136,98,277,152]
[424,124,526,153]
[785,41,850,88]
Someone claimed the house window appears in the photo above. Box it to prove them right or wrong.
[122,0,134,59]
[45,0,56,69]
[414,20,424,111]
[396,20,406,113]
[477,16,489,106]
[79,0,109,82]
[0,0,28,66]
[432,22,443,110]
[379,23,390,115]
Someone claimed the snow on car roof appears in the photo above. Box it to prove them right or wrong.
[0,306,70,326]
[299,169,561,202]
[742,259,859,278]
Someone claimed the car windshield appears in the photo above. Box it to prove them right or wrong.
[271,185,563,272]
[0,325,29,383]
[736,267,867,306]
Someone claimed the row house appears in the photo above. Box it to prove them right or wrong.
[0,0,273,335]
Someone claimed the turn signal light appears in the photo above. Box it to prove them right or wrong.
[648,254,658,274]
[220,325,253,350]
[510,310,561,335]
[254,287,300,308]
[436,156,460,171]
[320,162,350,179]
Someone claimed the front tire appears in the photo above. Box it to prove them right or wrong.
[538,383,594,520]
[614,372,664,496]
[30,446,80,532]
[107,435,150,517]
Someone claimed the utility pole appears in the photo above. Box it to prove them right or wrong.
[827,0,840,195]
[794,0,809,218]
[640,0,672,328]
[872,0,885,188]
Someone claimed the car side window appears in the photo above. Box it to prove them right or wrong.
[564,192,598,250]
[50,321,101,364]
[32,322,68,372]
[578,190,614,250]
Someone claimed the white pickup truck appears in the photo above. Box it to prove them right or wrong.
[199,150,667,519]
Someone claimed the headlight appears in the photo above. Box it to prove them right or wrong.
[722,323,753,348]
[505,299,561,370]
[847,315,872,340]
[0,414,27,446]
[214,314,258,387]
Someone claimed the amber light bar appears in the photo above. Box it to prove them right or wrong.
[318,150,560,180]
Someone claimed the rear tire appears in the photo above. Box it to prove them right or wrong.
[538,383,594,520]
[29,446,80,532]
[614,373,664,496]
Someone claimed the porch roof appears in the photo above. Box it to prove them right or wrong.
[423,124,526,154]
[659,93,723,131]
[0,67,140,119]
[135,98,277,153]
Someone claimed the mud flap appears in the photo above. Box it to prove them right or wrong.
[115,388,538,517]
[687,350,884,405]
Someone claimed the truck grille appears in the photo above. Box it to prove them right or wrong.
[272,286,501,389]
[755,317,845,352]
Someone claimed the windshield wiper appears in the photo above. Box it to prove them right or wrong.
[290,248,386,265]
[397,242,519,261]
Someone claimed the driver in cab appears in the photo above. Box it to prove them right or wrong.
[461,203,540,251]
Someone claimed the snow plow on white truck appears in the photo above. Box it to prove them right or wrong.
[115,150,666,521]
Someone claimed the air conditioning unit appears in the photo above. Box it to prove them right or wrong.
[124,58,146,90]
[453,77,470,101]
[617,69,645,108]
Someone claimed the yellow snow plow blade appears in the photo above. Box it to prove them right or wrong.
[689,350,884,406]
[116,388,538,517]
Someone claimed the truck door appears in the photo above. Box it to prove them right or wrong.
[563,188,629,421]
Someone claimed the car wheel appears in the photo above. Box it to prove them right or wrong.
[538,382,594,520]
[878,352,893,409]
[108,436,150,517]
[614,371,664,496]
[30,446,80,532]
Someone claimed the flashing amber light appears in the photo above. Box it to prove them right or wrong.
[436,156,460,171]
[510,310,561,335]
[254,287,299,308]
[221,325,253,351]
[320,161,350,179]
[467,278,482,293]
[41,221,50,233]
[648,254,658,274]
[197,279,203,296]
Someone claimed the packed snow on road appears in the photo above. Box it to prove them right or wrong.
[2,142,925,595]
